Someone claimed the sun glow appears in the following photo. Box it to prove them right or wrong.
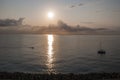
[48,11,54,19]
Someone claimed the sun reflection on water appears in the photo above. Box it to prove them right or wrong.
[47,34,54,73]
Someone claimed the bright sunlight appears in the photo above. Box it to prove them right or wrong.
[47,11,54,19]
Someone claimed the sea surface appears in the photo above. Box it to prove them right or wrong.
[0,34,120,73]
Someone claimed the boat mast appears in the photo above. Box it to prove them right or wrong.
[100,41,102,50]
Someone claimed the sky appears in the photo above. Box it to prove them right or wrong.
[0,0,120,29]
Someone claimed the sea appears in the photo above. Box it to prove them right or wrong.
[0,34,120,73]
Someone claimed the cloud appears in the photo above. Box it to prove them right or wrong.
[0,19,114,34]
[70,3,84,8]
[0,18,24,26]
[54,20,108,32]
[78,3,84,6]
[57,20,72,30]
[70,5,76,8]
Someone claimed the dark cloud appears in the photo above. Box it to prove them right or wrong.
[54,20,108,32]
[78,3,84,6]
[70,5,76,8]
[0,18,24,26]
[70,3,84,8]
[57,20,70,29]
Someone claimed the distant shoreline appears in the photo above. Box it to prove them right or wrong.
[0,33,120,35]
[0,72,120,80]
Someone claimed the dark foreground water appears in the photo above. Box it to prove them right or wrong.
[0,34,120,73]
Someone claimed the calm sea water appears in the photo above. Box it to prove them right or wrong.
[0,34,120,73]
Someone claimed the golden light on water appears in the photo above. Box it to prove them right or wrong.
[47,34,54,72]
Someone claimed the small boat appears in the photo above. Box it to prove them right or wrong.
[98,41,106,54]
[29,47,34,49]
[98,49,106,54]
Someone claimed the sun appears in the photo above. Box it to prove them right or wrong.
[48,11,54,19]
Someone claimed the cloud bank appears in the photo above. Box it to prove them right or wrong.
[0,18,24,26]
[0,18,119,35]
[54,20,108,32]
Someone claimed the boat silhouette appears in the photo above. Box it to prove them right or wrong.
[98,41,106,54]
